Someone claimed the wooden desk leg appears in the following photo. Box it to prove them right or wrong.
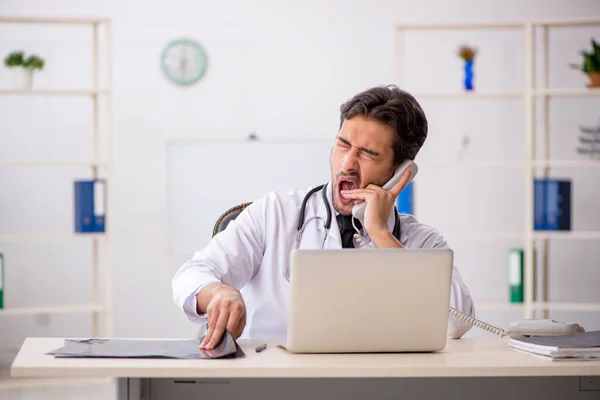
[116,378,142,400]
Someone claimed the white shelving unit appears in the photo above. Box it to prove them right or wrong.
[395,18,600,319]
[0,17,113,337]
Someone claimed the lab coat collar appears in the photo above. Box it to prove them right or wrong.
[315,181,397,245]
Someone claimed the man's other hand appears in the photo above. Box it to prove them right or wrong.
[198,283,246,350]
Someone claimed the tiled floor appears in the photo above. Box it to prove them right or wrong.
[0,366,115,400]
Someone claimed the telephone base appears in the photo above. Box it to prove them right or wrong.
[507,319,585,339]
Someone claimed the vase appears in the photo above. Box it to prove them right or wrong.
[11,67,33,90]
[587,72,600,89]
[463,60,474,91]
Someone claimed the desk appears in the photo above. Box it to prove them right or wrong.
[11,338,600,400]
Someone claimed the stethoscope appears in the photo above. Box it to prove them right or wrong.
[294,183,402,250]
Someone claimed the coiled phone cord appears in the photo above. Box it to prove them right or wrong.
[449,307,507,337]
[352,221,508,338]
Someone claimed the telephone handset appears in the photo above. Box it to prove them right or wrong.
[351,159,418,224]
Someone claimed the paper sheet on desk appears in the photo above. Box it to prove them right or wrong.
[47,332,244,359]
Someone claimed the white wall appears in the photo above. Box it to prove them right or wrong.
[1,0,599,355]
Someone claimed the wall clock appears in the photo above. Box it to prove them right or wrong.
[160,38,208,86]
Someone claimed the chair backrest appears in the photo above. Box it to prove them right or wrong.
[212,202,253,237]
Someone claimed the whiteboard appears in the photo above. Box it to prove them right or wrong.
[167,139,333,256]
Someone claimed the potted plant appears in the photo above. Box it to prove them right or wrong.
[3,51,45,90]
[570,38,600,89]
[457,44,477,91]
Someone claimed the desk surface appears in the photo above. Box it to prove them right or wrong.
[11,337,600,379]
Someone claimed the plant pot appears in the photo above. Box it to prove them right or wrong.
[587,72,600,89]
[11,67,33,90]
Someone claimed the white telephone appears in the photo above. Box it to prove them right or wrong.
[348,160,586,338]
[351,159,418,224]
[450,307,585,338]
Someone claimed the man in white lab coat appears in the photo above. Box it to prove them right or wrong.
[172,85,475,349]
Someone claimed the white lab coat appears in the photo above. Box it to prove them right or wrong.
[172,183,475,339]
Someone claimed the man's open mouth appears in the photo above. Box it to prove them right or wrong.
[337,176,358,203]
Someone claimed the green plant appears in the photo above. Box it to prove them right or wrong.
[570,38,600,74]
[23,54,44,70]
[3,51,24,67]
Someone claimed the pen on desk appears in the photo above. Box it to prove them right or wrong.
[255,343,267,353]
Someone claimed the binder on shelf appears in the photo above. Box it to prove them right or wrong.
[545,179,571,231]
[508,248,537,303]
[396,181,413,215]
[0,253,4,309]
[533,179,546,230]
[508,249,524,303]
[74,179,106,233]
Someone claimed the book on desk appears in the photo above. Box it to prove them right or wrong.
[508,330,600,361]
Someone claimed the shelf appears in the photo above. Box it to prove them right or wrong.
[395,16,600,323]
[424,161,524,168]
[532,17,600,27]
[0,89,109,96]
[443,232,523,240]
[0,233,105,242]
[0,16,109,25]
[475,301,526,311]
[396,18,600,30]
[532,231,600,240]
[411,92,523,100]
[532,160,600,168]
[445,231,600,241]
[475,301,600,311]
[0,161,109,168]
[396,22,525,30]
[413,88,600,99]
[0,13,113,339]
[534,88,600,98]
[533,302,600,311]
[0,304,107,317]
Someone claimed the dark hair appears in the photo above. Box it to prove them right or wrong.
[339,85,428,165]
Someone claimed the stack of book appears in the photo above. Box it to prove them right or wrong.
[508,330,600,361]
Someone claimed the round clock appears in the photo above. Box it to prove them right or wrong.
[160,38,208,86]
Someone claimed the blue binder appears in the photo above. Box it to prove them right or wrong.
[545,179,571,231]
[396,181,413,215]
[74,179,106,233]
[533,179,546,230]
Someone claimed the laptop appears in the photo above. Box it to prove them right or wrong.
[282,248,453,353]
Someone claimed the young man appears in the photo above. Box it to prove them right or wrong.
[172,85,475,349]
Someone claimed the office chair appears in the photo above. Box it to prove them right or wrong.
[212,202,253,237]
[197,202,252,340]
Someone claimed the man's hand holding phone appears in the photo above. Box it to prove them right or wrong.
[340,166,412,248]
